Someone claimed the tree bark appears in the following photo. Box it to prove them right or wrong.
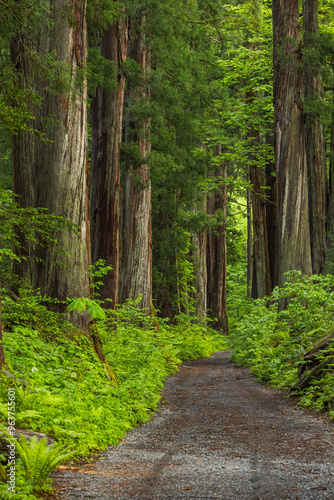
[11,0,91,332]
[303,0,326,275]
[191,213,207,322]
[290,337,334,393]
[207,148,228,334]
[326,99,334,271]
[90,17,129,308]
[121,18,152,313]
[246,185,253,298]
[247,91,272,299]
[265,132,278,289]
[272,0,312,288]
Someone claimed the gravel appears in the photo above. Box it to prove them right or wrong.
[47,350,334,499]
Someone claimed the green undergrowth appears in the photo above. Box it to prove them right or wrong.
[228,269,334,417]
[0,291,226,498]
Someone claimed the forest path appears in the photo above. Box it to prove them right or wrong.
[48,351,334,499]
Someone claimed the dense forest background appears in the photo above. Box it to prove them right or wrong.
[1,0,333,333]
[1,0,334,498]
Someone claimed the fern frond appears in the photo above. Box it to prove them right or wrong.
[31,437,48,485]
[37,447,76,487]
[17,409,42,420]
[14,434,77,490]
[15,436,31,476]
[35,444,60,486]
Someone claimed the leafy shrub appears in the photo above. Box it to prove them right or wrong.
[229,271,334,389]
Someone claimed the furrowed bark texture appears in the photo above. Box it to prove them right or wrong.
[247,91,272,299]
[90,18,129,307]
[327,100,334,270]
[12,1,91,332]
[121,20,152,312]
[250,163,272,299]
[265,132,278,289]
[191,208,207,321]
[207,151,228,334]
[246,185,253,298]
[303,0,326,275]
[272,0,312,286]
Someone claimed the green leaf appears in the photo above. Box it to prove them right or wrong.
[87,305,106,320]
[66,298,88,314]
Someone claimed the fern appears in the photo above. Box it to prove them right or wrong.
[15,386,66,409]
[16,410,42,419]
[14,435,76,490]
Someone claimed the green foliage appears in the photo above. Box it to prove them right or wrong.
[67,297,107,321]
[14,435,75,490]
[86,0,122,43]
[299,370,334,418]
[1,286,71,335]
[87,48,118,94]
[226,262,250,329]
[0,456,7,482]
[0,458,38,500]
[133,0,228,316]
[228,271,334,393]
[0,189,78,283]
[0,292,226,497]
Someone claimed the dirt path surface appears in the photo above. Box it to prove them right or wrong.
[49,351,334,499]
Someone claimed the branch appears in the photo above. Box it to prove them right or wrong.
[0,0,28,29]
[3,287,18,301]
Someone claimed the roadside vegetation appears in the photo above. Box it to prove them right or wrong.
[228,267,334,421]
[0,291,225,499]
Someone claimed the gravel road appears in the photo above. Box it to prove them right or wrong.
[48,350,334,499]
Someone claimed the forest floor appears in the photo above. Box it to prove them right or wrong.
[46,351,334,499]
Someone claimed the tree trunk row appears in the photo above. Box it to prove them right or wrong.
[248,0,328,301]
[11,7,154,332]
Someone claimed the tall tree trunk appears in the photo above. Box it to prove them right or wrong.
[265,131,278,289]
[247,91,272,299]
[246,185,253,298]
[90,17,129,308]
[326,97,334,270]
[191,208,207,322]
[272,0,312,287]
[207,148,228,334]
[121,19,152,313]
[250,163,272,298]
[303,0,326,275]
[207,189,216,311]
[11,0,91,332]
